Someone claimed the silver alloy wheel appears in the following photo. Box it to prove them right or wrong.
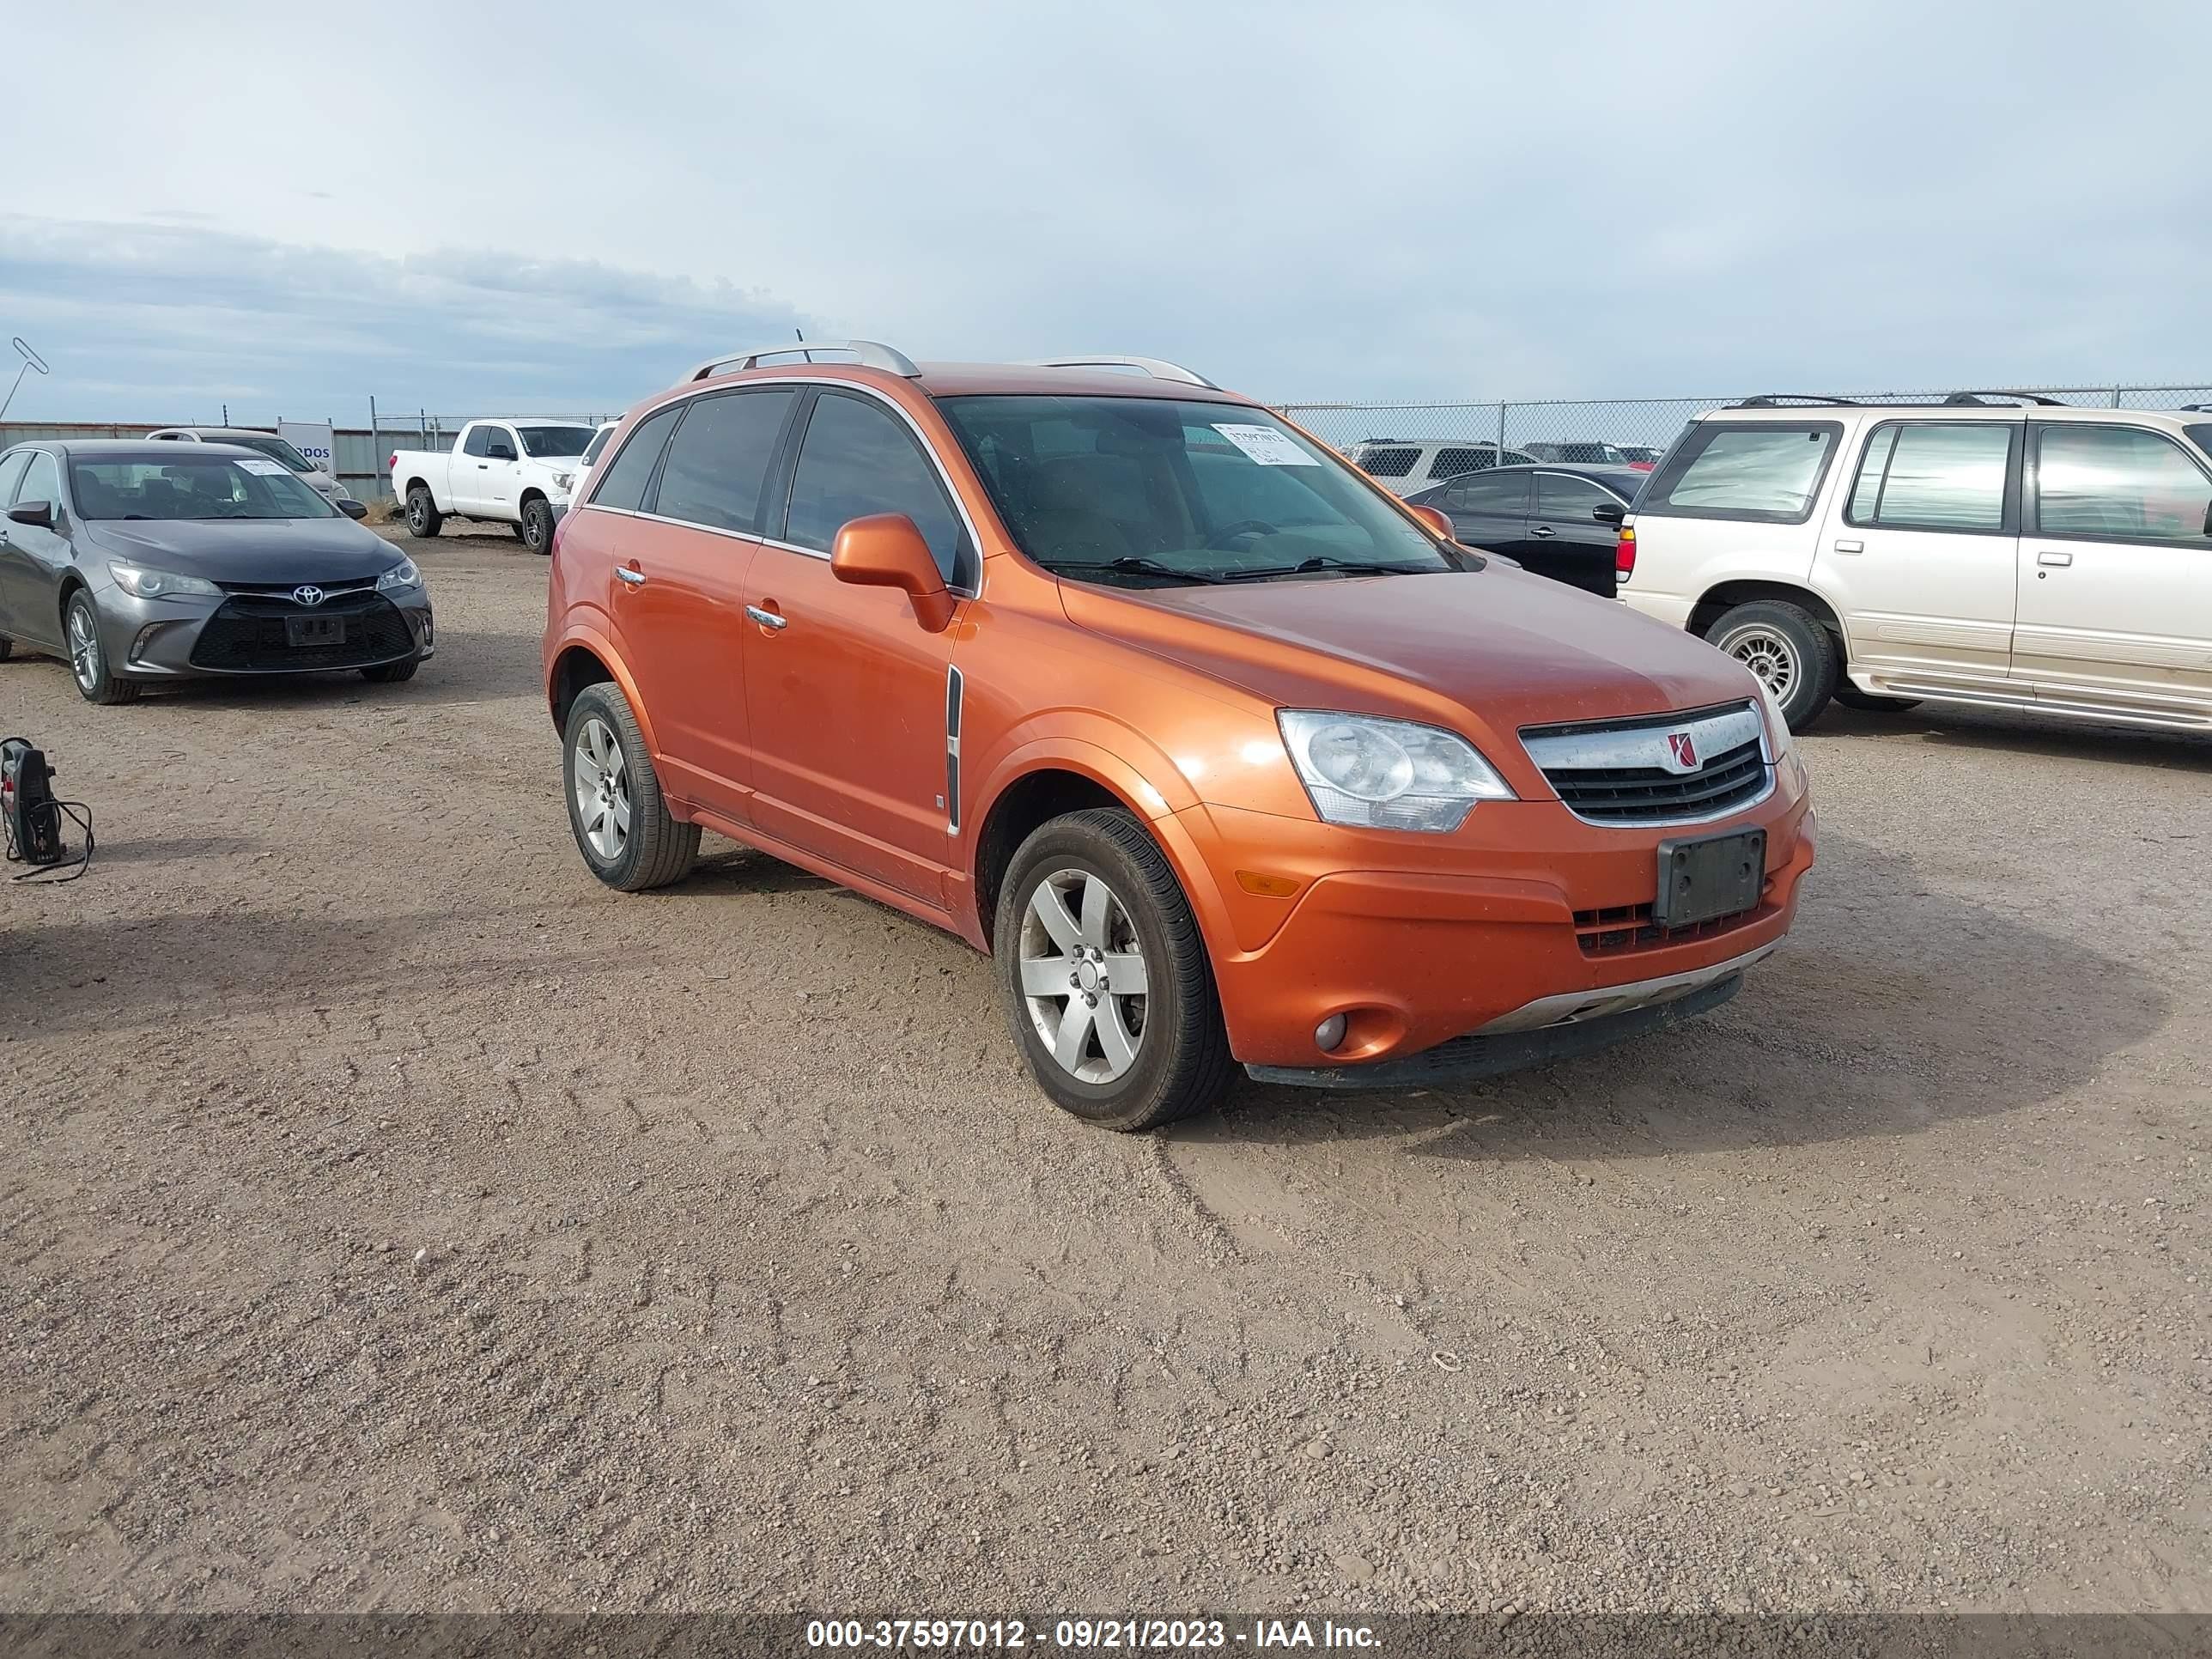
[68,603,100,690]
[1718,624,1798,703]
[571,715,631,862]
[1018,867,1150,1084]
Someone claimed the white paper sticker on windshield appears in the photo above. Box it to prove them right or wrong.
[1212,423,1318,466]
[235,457,287,477]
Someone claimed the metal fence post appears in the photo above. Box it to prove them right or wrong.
[2111,387,2123,408]
[1498,401,1508,459]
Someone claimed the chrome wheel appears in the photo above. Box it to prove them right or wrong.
[1018,868,1150,1084]
[1719,624,1798,702]
[571,715,630,861]
[68,603,100,691]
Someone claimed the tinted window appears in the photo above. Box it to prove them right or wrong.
[2036,425,2212,543]
[1847,422,2014,532]
[18,452,61,508]
[0,451,30,505]
[483,428,518,459]
[2188,423,2212,461]
[652,391,795,534]
[1357,446,1419,478]
[462,425,493,458]
[1447,471,1529,514]
[516,425,596,459]
[1428,447,1498,479]
[1644,423,1838,523]
[784,392,965,581]
[580,427,615,467]
[1538,473,1619,520]
[586,405,681,512]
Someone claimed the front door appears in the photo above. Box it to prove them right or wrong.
[1529,471,1627,595]
[2014,422,2212,720]
[453,424,495,514]
[1811,416,2021,688]
[1437,467,1530,558]
[0,450,35,638]
[0,451,70,648]
[478,425,522,520]
[744,388,971,907]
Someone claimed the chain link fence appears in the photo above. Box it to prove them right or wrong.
[1273,384,2212,489]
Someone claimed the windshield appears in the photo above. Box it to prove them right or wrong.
[518,425,597,458]
[938,396,1457,586]
[69,456,337,521]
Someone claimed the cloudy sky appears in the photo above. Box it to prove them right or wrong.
[2,1,2206,423]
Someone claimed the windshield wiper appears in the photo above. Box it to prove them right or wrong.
[1037,556,1228,585]
[1218,556,1443,582]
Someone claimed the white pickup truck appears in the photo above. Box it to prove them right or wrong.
[389,418,599,554]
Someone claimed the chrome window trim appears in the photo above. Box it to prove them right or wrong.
[574,376,984,597]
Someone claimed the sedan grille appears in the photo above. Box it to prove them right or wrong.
[1522,702,1771,826]
[189,590,415,672]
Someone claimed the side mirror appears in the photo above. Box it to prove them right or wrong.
[1407,503,1454,539]
[338,498,368,520]
[830,513,955,632]
[1592,501,1626,526]
[7,500,53,529]
[487,445,516,462]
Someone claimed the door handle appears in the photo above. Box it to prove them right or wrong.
[1833,538,1864,554]
[745,604,787,631]
[1528,525,1556,538]
[477,463,489,470]
[615,566,646,586]
[2037,550,2073,568]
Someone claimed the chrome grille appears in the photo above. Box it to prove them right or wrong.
[1522,702,1771,826]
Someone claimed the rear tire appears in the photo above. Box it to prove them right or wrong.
[1705,599,1837,732]
[1834,685,1922,714]
[360,658,419,683]
[520,496,555,556]
[65,591,141,705]
[562,682,698,892]
[405,487,443,539]
[994,807,1234,1132]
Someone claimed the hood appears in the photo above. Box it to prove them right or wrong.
[1060,565,1759,739]
[83,515,405,584]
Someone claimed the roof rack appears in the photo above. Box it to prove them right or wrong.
[2180,403,2211,414]
[1730,394,1863,408]
[1941,390,2067,406]
[688,339,921,381]
[1024,356,1219,390]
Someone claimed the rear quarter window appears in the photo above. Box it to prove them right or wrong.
[1638,422,1843,525]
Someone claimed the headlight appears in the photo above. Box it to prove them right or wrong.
[375,556,421,592]
[107,560,219,599]
[1277,709,1514,832]
[552,470,574,491]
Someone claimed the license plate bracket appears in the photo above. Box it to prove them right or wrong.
[286,616,345,647]
[1652,827,1765,929]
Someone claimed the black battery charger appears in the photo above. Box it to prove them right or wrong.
[3,738,94,882]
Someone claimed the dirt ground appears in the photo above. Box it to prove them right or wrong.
[1,526,2206,1618]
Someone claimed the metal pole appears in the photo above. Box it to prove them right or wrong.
[2111,386,2122,408]
[368,396,380,499]
[1497,401,1508,459]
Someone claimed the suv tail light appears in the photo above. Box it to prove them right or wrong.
[1614,525,1637,584]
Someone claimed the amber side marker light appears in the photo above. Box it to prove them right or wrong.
[1236,871,1302,898]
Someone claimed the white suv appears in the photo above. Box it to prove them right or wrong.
[1346,437,1537,496]
[1617,395,2212,732]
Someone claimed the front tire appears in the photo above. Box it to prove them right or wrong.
[562,682,698,891]
[520,496,555,556]
[994,807,1234,1132]
[65,592,141,705]
[1705,599,1837,732]
[405,487,443,539]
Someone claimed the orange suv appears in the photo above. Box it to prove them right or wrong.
[543,343,1814,1130]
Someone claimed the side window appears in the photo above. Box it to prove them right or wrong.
[586,405,682,512]
[650,390,796,534]
[2035,425,2212,544]
[1357,446,1419,479]
[580,427,614,467]
[1427,447,1495,481]
[462,425,491,458]
[17,452,60,508]
[0,451,30,505]
[1448,471,1529,514]
[484,428,518,460]
[1845,422,2014,532]
[782,392,966,583]
[1537,473,1618,521]
[1643,422,1840,524]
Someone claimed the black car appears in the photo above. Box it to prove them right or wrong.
[1405,464,1642,597]
[0,441,433,704]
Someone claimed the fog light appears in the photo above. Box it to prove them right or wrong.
[1315,1013,1348,1053]
[129,624,164,664]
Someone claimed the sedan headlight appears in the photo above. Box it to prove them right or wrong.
[1277,709,1514,832]
[107,560,219,599]
[375,556,422,592]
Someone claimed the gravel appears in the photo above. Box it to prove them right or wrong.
[0,524,2206,1614]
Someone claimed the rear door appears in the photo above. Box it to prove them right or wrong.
[453,424,494,514]
[0,449,35,636]
[1436,468,1529,555]
[744,387,971,906]
[2014,422,2212,720]
[608,390,795,821]
[1812,416,2022,688]
[477,424,524,520]
[1529,471,1629,595]
[1,451,71,648]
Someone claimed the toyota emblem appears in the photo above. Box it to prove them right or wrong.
[292,585,325,608]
